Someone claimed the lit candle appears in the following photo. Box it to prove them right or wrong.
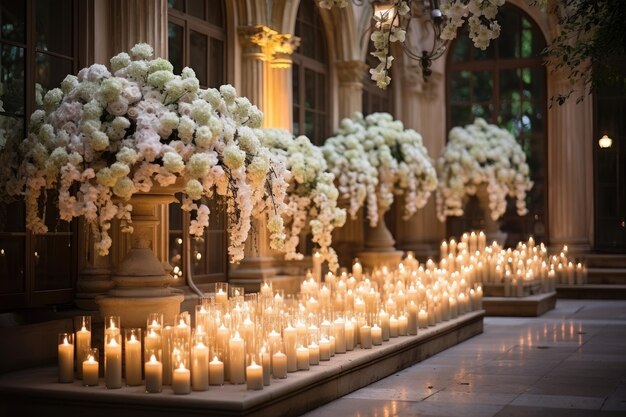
[283,324,298,372]
[333,318,346,354]
[58,334,74,383]
[272,351,287,379]
[330,335,336,356]
[75,318,91,380]
[345,320,355,351]
[172,362,191,395]
[229,332,245,384]
[407,301,418,335]
[398,314,408,336]
[124,332,142,386]
[312,250,323,283]
[371,324,382,346]
[389,315,399,338]
[308,342,320,365]
[478,231,486,251]
[379,310,390,341]
[145,354,163,393]
[161,325,173,385]
[418,308,429,329]
[359,324,372,349]
[260,348,271,386]
[191,340,209,391]
[440,241,448,261]
[82,352,99,386]
[246,360,263,390]
[215,288,228,306]
[144,328,161,356]
[105,337,122,389]
[319,337,331,361]
[209,356,224,385]
[352,259,363,280]
[296,346,309,371]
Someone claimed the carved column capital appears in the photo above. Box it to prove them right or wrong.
[336,60,369,85]
[238,25,300,67]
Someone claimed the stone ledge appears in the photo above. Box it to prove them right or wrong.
[482,291,556,317]
[0,311,484,417]
[556,284,626,300]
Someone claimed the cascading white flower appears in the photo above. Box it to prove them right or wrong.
[7,43,287,264]
[259,129,346,273]
[436,117,533,222]
[323,112,437,228]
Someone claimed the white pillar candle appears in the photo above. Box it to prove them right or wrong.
[332,318,346,354]
[75,325,91,379]
[398,314,408,336]
[145,354,163,393]
[379,310,390,341]
[319,338,331,361]
[125,334,142,386]
[296,346,309,371]
[161,326,173,385]
[312,250,323,283]
[191,341,209,391]
[105,338,122,389]
[144,328,161,355]
[229,332,245,384]
[345,321,355,351]
[308,343,320,365]
[272,351,287,379]
[58,335,74,383]
[172,363,191,395]
[389,316,399,338]
[418,308,429,329]
[371,324,382,346]
[209,356,224,386]
[407,302,418,335]
[283,325,298,372]
[330,335,336,356]
[246,360,263,390]
[359,325,372,349]
[215,288,228,306]
[241,316,255,356]
[82,354,99,386]
[260,350,271,386]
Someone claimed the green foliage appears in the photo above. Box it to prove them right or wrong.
[541,0,626,105]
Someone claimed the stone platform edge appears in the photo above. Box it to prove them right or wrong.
[483,291,557,317]
[0,310,484,417]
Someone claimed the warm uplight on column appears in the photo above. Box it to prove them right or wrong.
[598,134,613,148]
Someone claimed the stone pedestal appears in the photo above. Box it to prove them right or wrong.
[96,185,183,328]
[475,184,507,246]
[359,208,404,270]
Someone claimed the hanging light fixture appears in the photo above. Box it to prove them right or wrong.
[598,134,613,148]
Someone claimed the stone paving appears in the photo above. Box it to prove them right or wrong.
[303,300,626,417]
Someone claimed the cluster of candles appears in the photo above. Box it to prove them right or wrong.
[439,232,588,297]
[58,255,484,393]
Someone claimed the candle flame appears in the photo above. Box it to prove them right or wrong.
[150,354,157,362]
[63,336,69,345]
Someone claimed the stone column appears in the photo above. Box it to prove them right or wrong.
[109,0,168,58]
[229,26,300,293]
[547,75,593,254]
[393,62,447,261]
[332,61,369,268]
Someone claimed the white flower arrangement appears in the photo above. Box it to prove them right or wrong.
[323,112,437,228]
[436,117,533,222]
[259,129,346,272]
[7,43,287,264]
[322,0,504,88]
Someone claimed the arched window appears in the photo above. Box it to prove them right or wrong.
[446,5,547,245]
[167,0,228,285]
[293,0,329,145]
[0,0,81,310]
[362,46,393,116]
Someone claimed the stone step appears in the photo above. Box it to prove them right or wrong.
[587,267,626,285]
[581,253,626,268]
[556,284,626,300]
[483,291,556,317]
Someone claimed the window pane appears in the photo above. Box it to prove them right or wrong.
[1,0,25,43]
[0,114,23,158]
[205,232,225,275]
[451,35,470,63]
[35,0,72,56]
[0,236,25,294]
[292,63,300,104]
[168,0,184,12]
[304,68,315,109]
[450,70,470,102]
[187,0,205,21]
[34,234,73,291]
[35,52,73,103]
[498,11,520,59]
[450,105,473,127]
[191,237,207,276]
[168,22,184,76]
[190,30,208,86]
[305,109,314,140]
[209,38,223,87]
[472,71,493,101]
[317,73,326,111]
[1,44,25,114]
[500,68,521,102]
[207,0,223,27]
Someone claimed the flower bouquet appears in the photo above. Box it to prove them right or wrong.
[436,117,533,222]
[259,129,346,272]
[7,43,288,263]
[322,112,437,227]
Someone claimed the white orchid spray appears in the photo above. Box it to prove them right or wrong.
[7,43,288,264]
[259,129,346,272]
[436,117,533,222]
[323,112,437,228]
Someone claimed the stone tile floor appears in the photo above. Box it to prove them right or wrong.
[303,300,626,417]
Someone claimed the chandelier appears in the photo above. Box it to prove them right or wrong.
[319,0,504,88]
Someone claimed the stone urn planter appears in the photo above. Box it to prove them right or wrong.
[358,207,403,270]
[474,184,508,246]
